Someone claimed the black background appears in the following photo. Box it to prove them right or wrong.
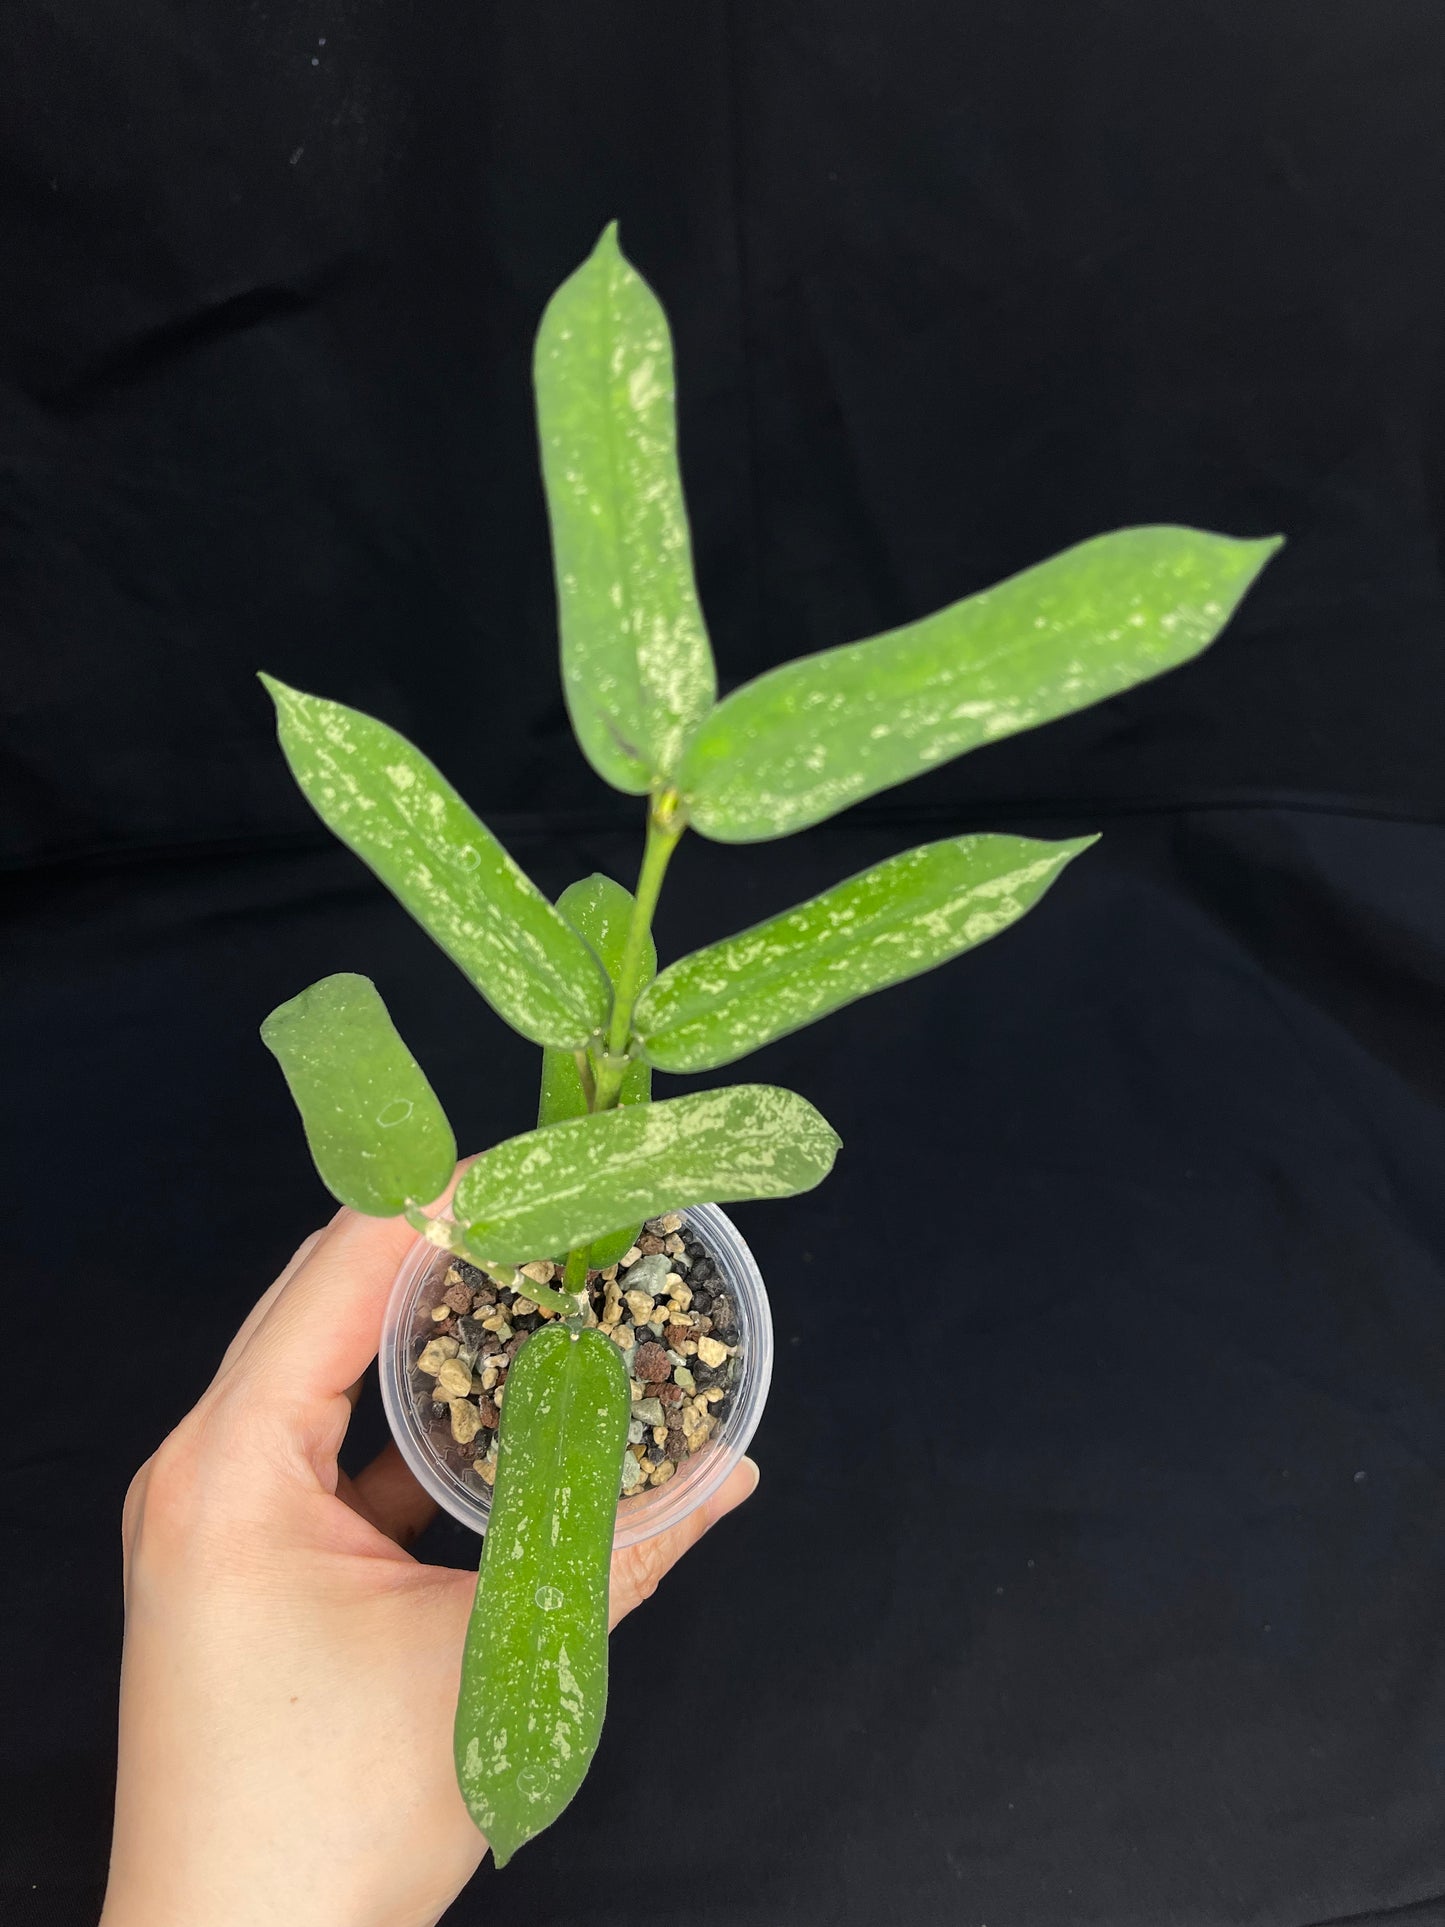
[4,4,1445,1924]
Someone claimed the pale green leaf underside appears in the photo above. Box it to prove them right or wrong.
[454,1085,841,1265]
[455,1324,631,1866]
[261,973,456,1218]
[261,678,609,1049]
[538,874,654,1266]
[679,526,1282,842]
[534,223,716,793]
[634,832,1096,1072]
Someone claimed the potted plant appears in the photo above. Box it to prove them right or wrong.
[258,223,1278,1866]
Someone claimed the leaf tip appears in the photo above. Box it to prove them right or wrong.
[258,670,307,719]
[1237,530,1286,577]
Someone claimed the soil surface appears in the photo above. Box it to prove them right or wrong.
[409,1214,743,1502]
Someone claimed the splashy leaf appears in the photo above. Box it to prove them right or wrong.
[455,1323,631,1865]
[635,833,1096,1071]
[679,527,1281,841]
[261,677,609,1048]
[455,1084,841,1265]
[534,223,716,792]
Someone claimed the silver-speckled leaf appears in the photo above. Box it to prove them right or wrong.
[455,1085,841,1265]
[537,873,655,1269]
[634,833,1096,1072]
[455,1323,631,1866]
[534,224,716,793]
[261,678,609,1048]
[679,527,1282,842]
[261,973,456,1217]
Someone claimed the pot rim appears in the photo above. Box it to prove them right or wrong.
[378,1202,773,1548]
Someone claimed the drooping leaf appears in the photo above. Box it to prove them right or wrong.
[534,223,716,793]
[454,1085,841,1265]
[634,832,1096,1071]
[679,527,1282,842]
[261,973,456,1217]
[455,1323,631,1865]
[261,677,609,1048]
[538,873,656,1270]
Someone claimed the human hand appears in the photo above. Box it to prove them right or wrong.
[100,1207,759,1927]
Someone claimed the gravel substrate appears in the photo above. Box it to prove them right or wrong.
[409,1214,742,1502]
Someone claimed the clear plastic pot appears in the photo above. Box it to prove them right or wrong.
[379,1203,773,1550]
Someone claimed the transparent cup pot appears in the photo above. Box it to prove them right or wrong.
[379,1203,773,1550]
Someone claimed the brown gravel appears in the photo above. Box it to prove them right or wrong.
[411,1217,742,1504]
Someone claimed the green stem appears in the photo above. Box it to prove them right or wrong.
[561,1243,591,1320]
[404,1206,576,1317]
[573,1048,597,1109]
[515,1275,576,1319]
[592,789,685,1110]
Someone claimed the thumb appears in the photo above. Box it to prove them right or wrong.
[608,1458,760,1628]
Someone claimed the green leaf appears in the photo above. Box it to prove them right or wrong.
[260,677,609,1048]
[534,223,717,793]
[455,1323,631,1865]
[538,874,655,1128]
[454,1085,841,1265]
[580,1223,644,1273]
[679,526,1282,842]
[538,874,656,1269]
[634,832,1096,1072]
[261,973,456,1217]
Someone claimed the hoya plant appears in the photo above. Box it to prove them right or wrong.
[259,223,1278,1864]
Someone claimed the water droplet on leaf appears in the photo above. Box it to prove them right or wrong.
[534,1584,565,1612]
[376,1099,413,1127]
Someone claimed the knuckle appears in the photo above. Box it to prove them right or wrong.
[131,1424,204,1534]
[124,1399,239,1557]
[617,1533,676,1607]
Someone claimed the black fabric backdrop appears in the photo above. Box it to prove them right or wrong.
[4,4,1445,1924]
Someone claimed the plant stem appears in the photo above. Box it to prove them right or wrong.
[573,1048,597,1109]
[561,1243,591,1320]
[404,1206,578,1317]
[591,788,685,1111]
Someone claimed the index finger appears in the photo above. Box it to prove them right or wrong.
[211,1221,333,1384]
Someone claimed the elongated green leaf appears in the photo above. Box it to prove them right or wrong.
[455,1085,841,1265]
[456,1323,631,1865]
[679,527,1282,842]
[537,873,656,1269]
[261,973,456,1217]
[261,677,609,1048]
[634,832,1096,1072]
[580,1224,645,1273]
[537,874,654,1128]
[534,223,716,793]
